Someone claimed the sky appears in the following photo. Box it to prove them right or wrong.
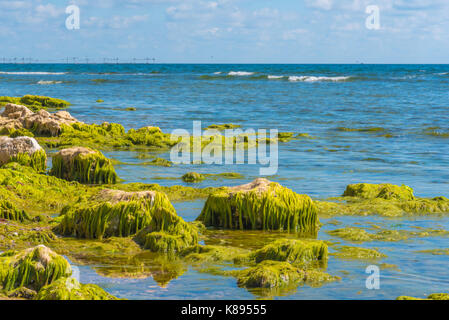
[0,0,448,63]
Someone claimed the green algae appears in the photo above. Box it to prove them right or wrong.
[0,200,30,222]
[38,123,178,151]
[182,172,205,183]
[96,99,104,103]
[397,293,449,300]
[0,95,70,112]
[0,223,57,251]
[415,249,449,255]
[0,245,72,292]
[205,124,242,131]
[336,127,386,133]
[197,180,319,234]
[181,171,244,183]
[142,157,172,167]
[235,239,328,268]
[111,183,224,202]
[134,209,198,254]
[331,246,386,260]
[180,244,248,264]
[230,260,339,294]
[423,127,449,138]
[56,191,175,239]
[327,226,449,243]
[8,149,47,172]
[317,184,449,217]
[343,183,415,201]
[125,107,137,111]
[50,147,118,184]
[35,277,117,300]
[6,128,35,138]
[0,163,96,217]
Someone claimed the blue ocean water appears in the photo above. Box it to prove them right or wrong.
[1,64,449,299]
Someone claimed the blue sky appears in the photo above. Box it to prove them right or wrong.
[0,0,448,63]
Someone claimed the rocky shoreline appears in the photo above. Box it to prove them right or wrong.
[1,97,449,300]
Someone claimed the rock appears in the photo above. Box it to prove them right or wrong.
[182,172,205,183]
[94,189,157,203]
[0,136,46,171]
[0,103,78,137]
[197,178,319,234]
[343,183,415,201]
[55,189,196,249]
[35,277,117,300]
[236,239,328,267]
[0,245,72,292]
[232,260,339,290]
[50,147,117,184]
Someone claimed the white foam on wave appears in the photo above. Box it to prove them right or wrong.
[435,72,449,76]
[213,72,222,75]
[0,71,67,75]
[288,75,351,82]
[37,80,63,85]
[228,71,254,76]
[267,75,284,79]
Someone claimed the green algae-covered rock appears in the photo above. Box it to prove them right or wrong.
[331,246,386,260]
[35,277,117,300]
[180,245,248,263]
[240,239,328,267]
[197,178,319,234]
[0,95,70,112]
[134,204,198,254]
[56,189,176,239]
[233,260,339,290]
[343,183,415,201]
[0,245,72,292]
[205,123,242,131]
[50,147,118,184]
[182,172,205,183]
[0,136,47,172]
[0,199,30,222]
[397,293,449,300]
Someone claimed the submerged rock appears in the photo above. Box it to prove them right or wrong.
[56,189,173,239]
[56,189,197,253]
[0,103,78,137]
[232,260,339,290]
[0,136,47,171]
[0,245,72,292]
[197,178,319,234]
[50,147,118,184]
[236,239,328,267]
[397,293,449,300]
[35,277,117,300]
[343,183,415,201]
[182,172,205,183]
[180,245,248,263]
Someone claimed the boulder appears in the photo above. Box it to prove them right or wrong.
[50,147,117,184]
[0,245,72,292]
[35,277,117,300]
[197,178,319,234]
[0,103,78,136]
[0,136,46,171]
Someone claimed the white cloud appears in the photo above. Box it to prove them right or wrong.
[306,0,333,11]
